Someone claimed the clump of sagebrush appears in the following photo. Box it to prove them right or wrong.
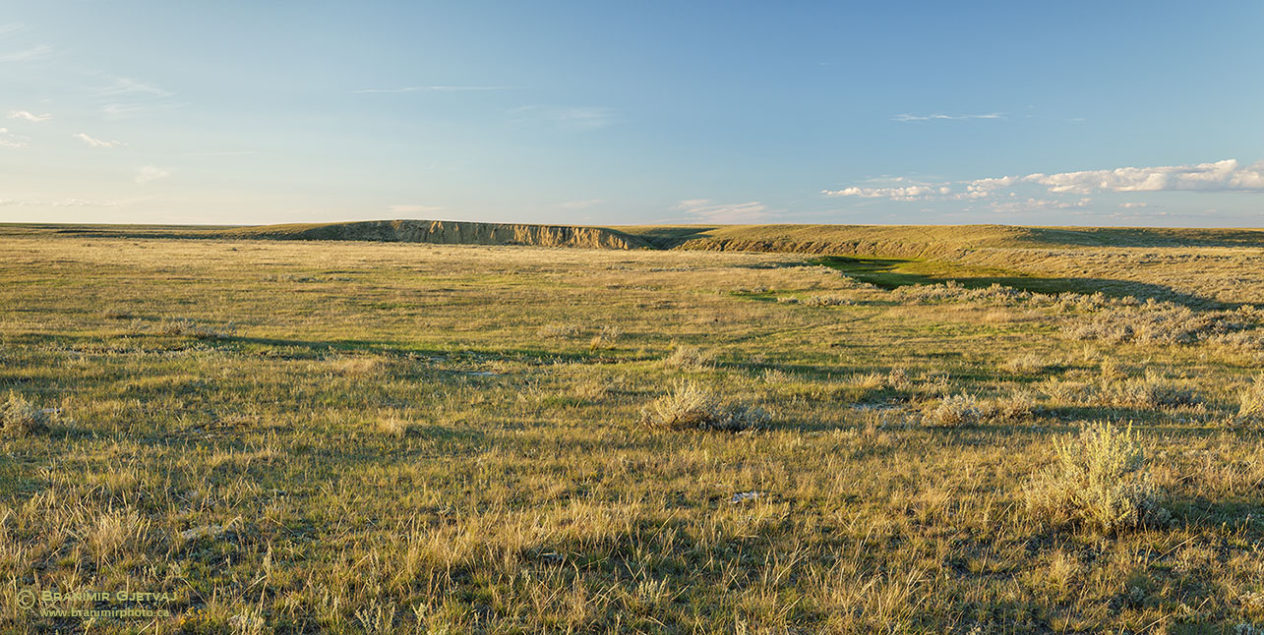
[538,322,581,338]
[802,293,851,307]
[158,317,236,340]
[922,393,982,427]
[1062,300,1253,346]
[1025,422,1169,534]
[1002,352,1050,375]
[588,325,622,350]
[572,376,612,401]
[1098,371,1199,409]
[1239,375,1264,420]
[640,382,768,432]
[2,391,50,436]
[985,390,1038,422]
[662,345,716,370]
[101,306,134,320]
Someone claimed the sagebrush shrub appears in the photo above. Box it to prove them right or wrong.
[1025,422,1169,534]
[662,345,715,370]
[1003,352,1049,375]
[802,294,851,307]
[158,317,236,340]
[1099,372,1198,409]
[987,391,1037,422]
[2,391,50,436]
[640,382,768,432]
[922,393,982,427]
[538,323,581,338]
[1239,375,1264,419]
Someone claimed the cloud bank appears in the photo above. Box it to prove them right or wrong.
[824,159,1264,206]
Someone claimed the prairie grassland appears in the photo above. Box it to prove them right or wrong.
[2,232,1264,633]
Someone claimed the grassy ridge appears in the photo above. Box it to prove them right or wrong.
[8,221,1263,254]
[617,223,1264,256]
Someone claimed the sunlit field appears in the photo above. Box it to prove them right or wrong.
[3,227,1264,633]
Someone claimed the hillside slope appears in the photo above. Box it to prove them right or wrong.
[224,219,652,250]
[19,219,1261,255]
[615,224,1264,257]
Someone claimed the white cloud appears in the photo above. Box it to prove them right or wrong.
[512,106,616,131]
[1119,202,1148,209]
[135,166,170,184]
[675,199,772,223]
[354,85,507,94]
[100,76,172,97]
[0,128,26,148]
[8,110,51,122]
[1021,159,1264,194]
[0,44,51,62]
[388,204,443,215]
[560,199,603,210]
[74,132,122,148]
[892,112,1005,122]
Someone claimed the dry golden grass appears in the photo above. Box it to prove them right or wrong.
[1240,375,1264,420]
[0,227,1262,632]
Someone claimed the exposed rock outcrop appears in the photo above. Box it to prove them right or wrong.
[227,219,651,250]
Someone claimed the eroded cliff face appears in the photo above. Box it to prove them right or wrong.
[674,237,973,260]
[234,220,651,250]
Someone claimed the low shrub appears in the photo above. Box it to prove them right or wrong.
[640,382,768,432]
[2,391,50,436]
[1003,352,1050,375]
[922,393,982,427]
[1098,372,1199,409]
[1025,422,1169,534]
[538,323,582,338]
[802,294,852,307]
[986,390,1038,422]
[662,345,716,370]
[1239,375,1264,419]
[158,317,237,340]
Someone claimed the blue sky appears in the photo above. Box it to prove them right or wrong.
[2,1,1262,227]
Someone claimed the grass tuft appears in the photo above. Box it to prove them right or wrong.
[374,416,413,438]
